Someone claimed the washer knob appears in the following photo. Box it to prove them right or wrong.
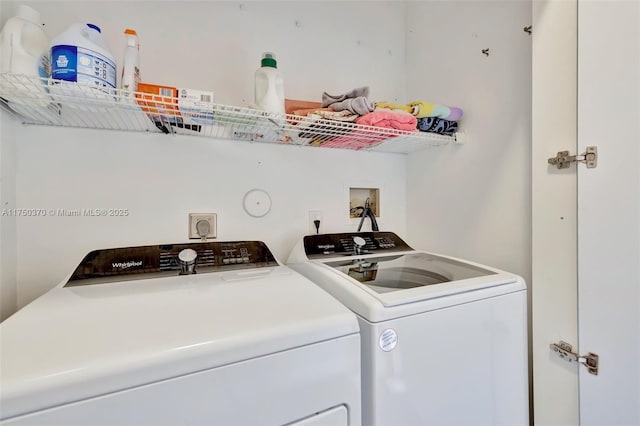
[178,248,198,275]
[353,236,366,254]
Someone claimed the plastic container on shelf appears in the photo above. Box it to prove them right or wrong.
[0,4,56,120]
[120,28,140,100]
[0,5,50,78]
[49,23,117,106]
[254,52,285,115]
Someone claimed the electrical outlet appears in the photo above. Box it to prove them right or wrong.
[189,213,217,239]
[309,210,322,235]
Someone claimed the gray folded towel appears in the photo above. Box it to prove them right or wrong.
[321,86,375,115]
[322,86,370,107]
[327,97,376,115]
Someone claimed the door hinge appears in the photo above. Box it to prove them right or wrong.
[548,146,597,169]
[550,341,599,375]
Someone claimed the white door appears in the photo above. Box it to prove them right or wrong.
[532,0,580,423]
[577,1,640,425]
[533,0,639,423]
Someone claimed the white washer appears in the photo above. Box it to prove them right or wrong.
[0,241,361,425]
[288,231,529,426]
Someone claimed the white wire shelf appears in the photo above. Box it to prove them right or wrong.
[0,73,461,153]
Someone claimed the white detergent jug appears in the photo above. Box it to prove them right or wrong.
[0,5,50,77]
[254,52,284,114]
[50,23,116,104]
[0,4,55,120]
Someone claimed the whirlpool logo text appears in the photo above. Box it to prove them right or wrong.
[112,260,143,270]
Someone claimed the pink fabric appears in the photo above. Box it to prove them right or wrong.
[355,110,418,131]
[318,130,390,150]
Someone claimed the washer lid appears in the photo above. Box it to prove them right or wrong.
[307,250,525,323]
[325,252,497,294]
[288,232,526,322]
[0,265,358,419]
[329,252,521,303]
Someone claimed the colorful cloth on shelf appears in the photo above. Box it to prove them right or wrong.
[416,116,458,136]
[376,100,463,121]
[356,109,418,131]
[408,101,463,121]
[375,101,413,114]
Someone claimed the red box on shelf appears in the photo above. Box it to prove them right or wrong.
[135,82,181,120]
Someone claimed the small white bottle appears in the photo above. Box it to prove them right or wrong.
[120,28,140,98]
[254,52,284,114]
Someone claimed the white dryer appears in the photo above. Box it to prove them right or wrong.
[0,241,361,425]
[287,231,528,426]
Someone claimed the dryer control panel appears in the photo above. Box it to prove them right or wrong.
[303,231,413,259]
[66,241,278,286]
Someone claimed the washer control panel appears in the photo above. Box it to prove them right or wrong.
[66,241,278,286]
[303,231,413,259]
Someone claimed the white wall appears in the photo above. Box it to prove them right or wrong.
[14,127,407,307]
[0,1,411,309]
[0,110,18,320]
[5,1,408,106]
[405,0,532,281]
[1,1,533,326]
[404,1,532,416]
